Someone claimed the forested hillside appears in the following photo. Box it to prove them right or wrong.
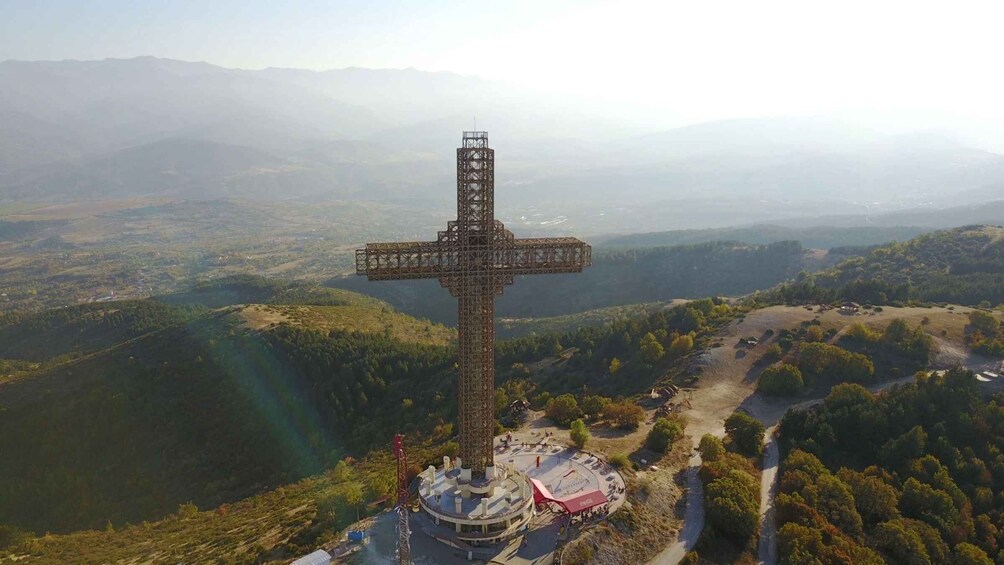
[0,274,734,537]
[0,283,459,534]
[777,370,1004,565]
[600,224,928,250]
[776,225,1004,306]
[334,240,810,323]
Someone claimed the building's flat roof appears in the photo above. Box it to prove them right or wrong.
[291,549,331,565]
[559,489,608,513]
[419,469,530,521]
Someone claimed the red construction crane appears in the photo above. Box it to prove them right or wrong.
[393,433,411,565]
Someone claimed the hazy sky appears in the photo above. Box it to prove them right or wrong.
[3,0,1004,125]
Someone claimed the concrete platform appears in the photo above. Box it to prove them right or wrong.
[350,436,626,564]
[495,441,627,514]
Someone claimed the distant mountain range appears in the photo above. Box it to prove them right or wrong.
[3,57,1004,233]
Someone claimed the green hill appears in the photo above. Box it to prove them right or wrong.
[0,273,738,539]
[777,225,1004,306]
[0,283,457,534]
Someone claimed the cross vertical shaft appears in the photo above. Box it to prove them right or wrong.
[457,292,495,476]
[356,131,591,482]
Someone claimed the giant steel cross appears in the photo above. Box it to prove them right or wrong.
[356,131,591,479]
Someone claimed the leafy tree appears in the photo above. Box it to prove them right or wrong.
[812,474,864,536]
[778,522,885,565]
[698,434,725,462]
[953,543,993,565]
[569,419,590,449]
[968,311,1000,336]
[837,468,900,526]
[580,395,609,421]
[705,469,759,542]
[725,412,765,457]
[340,481,366,521]
[804,325,826,343]
[329,460,356,483]
[604,399,644,430]
[879,426,927,469]
[545,394,582,427]
[608,357,622,375]
[646,417,684,454]
[757,363,804,396]
[871,520,932,565]
[762,342,783,363]
[669,334,694,357]
[797,342,875,384]
[899,478,960,539]
[639,332,665,364]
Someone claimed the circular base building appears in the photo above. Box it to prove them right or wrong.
[417,460,535,547]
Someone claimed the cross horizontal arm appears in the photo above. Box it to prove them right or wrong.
[498,238,591,276]
[355,241,446,280]
[356,237,591,282]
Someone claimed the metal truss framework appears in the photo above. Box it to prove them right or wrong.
[357,132,591,478]
[393,434,411,565]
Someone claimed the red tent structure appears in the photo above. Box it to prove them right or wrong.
[529,478,607,514]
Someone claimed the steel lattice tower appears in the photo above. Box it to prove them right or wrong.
[357,132,591,479]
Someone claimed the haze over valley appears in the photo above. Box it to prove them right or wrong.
[4,2,1004,564]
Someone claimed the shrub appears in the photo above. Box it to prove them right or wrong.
[569,419,590,449]
[177,502,199,519]
[604,399,645,430]
[706,469,760,541]
[698,434,726,462]
[724,412,765,457]
[757,363,804,396]
[669,334,695,357]
[804,325,826,342]
[646,417,684,454]
[0,525,31,551]
[609,453,630,469]
[545,394,582,426]
[762,343,783,363]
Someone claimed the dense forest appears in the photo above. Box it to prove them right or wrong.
[334,240,811,323]
[601,224,928,250]
[775,226,1004,307]
[776,370,1004,565]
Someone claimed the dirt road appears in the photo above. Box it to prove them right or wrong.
[647,304,991,565]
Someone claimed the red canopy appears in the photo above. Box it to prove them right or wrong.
[530,478,607,514]
[558,489,608,513]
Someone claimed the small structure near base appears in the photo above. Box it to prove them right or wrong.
[529,478,607,515]
[291,549,331,565]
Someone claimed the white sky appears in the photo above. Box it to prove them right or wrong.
[3,0,1004,126]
